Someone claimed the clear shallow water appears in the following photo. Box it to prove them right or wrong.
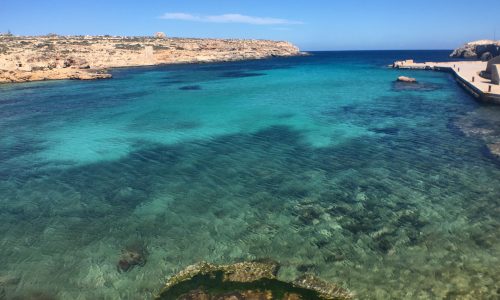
[0,51,499,299]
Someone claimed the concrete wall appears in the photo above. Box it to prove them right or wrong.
[486,56,500,73]
[492,64,500,85]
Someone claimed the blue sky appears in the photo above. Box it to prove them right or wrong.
[1,0,499,50]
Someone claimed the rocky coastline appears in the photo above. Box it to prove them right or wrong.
[0,34,302,83]
[450,40,500,61]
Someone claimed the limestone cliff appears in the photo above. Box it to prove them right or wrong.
[0,34,301,83]
[450,40,500,61]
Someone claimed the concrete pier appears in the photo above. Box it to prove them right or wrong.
[393,60,500,104]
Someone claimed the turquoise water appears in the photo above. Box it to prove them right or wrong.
[0,51,499,299]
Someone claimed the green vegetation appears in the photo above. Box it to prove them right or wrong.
[115,43,143,50]
[70,40,91,46]
[153,45,171,50]
[35,42,55,51]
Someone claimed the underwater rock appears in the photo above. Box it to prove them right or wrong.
[295,205,322,225]
[0,274,20,300]
[488,142,500,158]
[293,274,354,300]
[179,85,202,90]
[391,81,441,92]
[453,109,500,159]
[117,244,148,272]
[370,127,400,135]
[156,261,353,300]
[397,76,417,83]
[297,264,316,273]
[220,71,266,78]
[376,237,393,254]
[9,290,58,300]
[0,275,20,286]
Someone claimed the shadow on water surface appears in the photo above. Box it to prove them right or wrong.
[391,81,444,92]
[179,85,202,91]
[219,71,266,78]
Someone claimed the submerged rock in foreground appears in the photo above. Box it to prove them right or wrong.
[0,34,301,83]
[156,261,353,300]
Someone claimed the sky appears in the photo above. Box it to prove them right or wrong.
[1,0,499,51]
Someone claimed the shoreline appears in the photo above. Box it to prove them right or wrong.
[0,35,303,84]
[0,53,308,85]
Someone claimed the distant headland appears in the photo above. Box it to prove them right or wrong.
[0,33,302,83]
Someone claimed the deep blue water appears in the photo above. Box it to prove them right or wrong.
[0,51,499,299]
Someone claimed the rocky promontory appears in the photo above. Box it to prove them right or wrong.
[450,40,500,61]
[0,34,301,83]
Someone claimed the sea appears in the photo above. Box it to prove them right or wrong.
[0,51,499,299]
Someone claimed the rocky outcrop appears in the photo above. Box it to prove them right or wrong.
[0,35,301,84]
[397,76,417,83]
[0,68,111,83]
[450,40,500,60]
[156,261,353,300]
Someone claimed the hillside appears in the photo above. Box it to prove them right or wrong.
[0,34,301,83]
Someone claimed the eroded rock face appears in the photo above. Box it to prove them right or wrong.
[0,35,301,83]
[450,40,500,60]
[156,261,353,300]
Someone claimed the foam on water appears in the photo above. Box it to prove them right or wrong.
[0,51,499,299]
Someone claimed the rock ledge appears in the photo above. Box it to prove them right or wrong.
[156,261,353,300]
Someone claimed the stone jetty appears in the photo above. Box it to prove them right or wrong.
[393,59,500,104]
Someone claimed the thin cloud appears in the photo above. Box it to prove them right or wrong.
[160,13,303,25]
